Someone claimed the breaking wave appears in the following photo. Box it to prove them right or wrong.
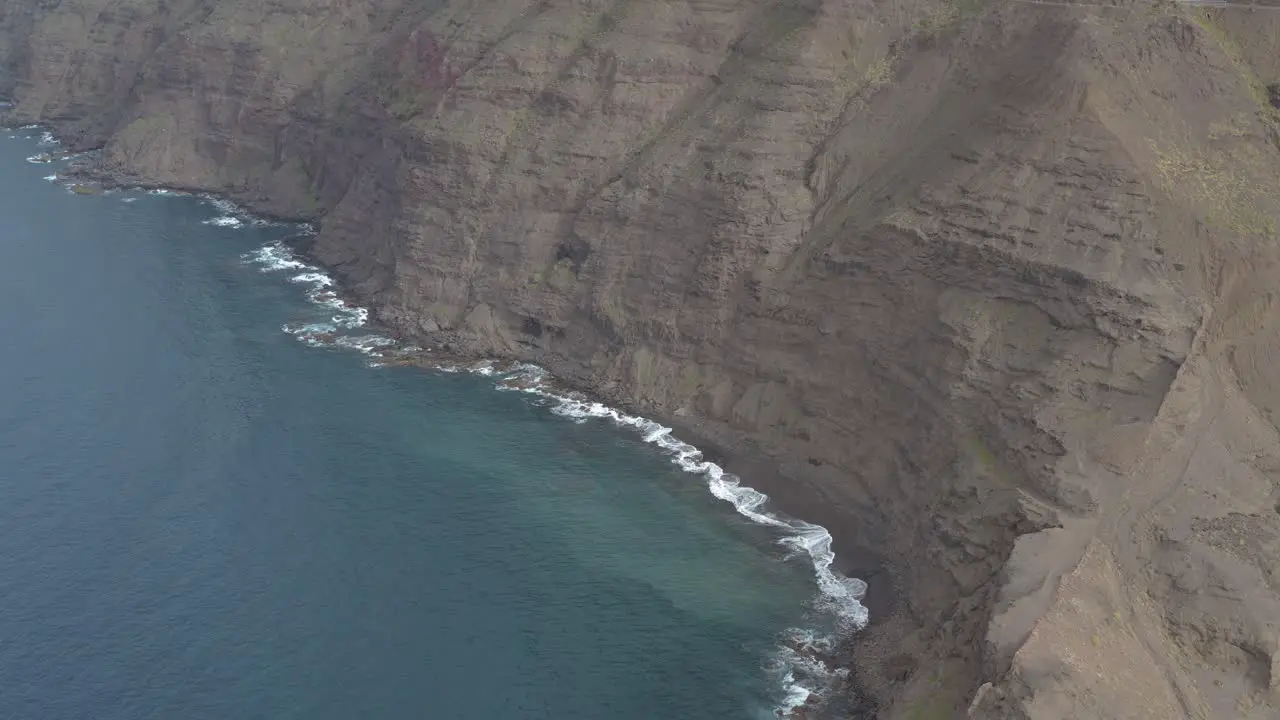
[10,128,91,166]
[244,240,376,340]
[236,235,869,716]
[769,628,851,716]
[37,146,872,715]
[477,363,869,715]
[487,363,870,630]
[6,126,860,716]
[196,196,288,229]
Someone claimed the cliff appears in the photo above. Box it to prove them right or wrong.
[5,0,1280,717]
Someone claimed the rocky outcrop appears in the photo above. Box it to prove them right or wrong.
[5,1,1280,717]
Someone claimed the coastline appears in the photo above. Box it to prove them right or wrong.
[9,0,1280,711]
[243,240,879,717]
[9,121,885,717]
[29,117,893,609]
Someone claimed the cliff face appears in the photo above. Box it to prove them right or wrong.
[5,0,1280,717]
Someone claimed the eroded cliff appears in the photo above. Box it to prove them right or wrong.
[5,0,1280,717]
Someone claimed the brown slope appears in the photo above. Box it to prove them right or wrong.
[4,1,1280,718]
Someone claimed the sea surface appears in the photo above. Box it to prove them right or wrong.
[0,131,864,719]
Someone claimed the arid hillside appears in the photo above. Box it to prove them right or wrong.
[4,0,1280,717]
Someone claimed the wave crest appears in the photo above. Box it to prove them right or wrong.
[237,234,870,717]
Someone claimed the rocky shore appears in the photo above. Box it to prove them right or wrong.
[6,0,1280,717]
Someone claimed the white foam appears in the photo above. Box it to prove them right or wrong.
[234,233,867,715]
[131,188,387,372]
[198,197,257,228]
[121,186,382,354]
[122,197,137,203]
[38,131,55,146]
[201,195,287,227]
[283,320,336,334]
[206,197,239,215]
[778,682,813,717]
[307,288,342,307]
[334,306,368,328]
[242,241,372,345]
[335,334,395,355]
[290,272,333,287]
[43,174,57,182]
[244,241,311,272]
[768,628,850,716]
[486,364,868,716]
[493,364,870,633]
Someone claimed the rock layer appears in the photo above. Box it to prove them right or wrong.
[5,0,1280,717]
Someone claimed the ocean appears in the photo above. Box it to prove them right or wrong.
[0,130,865,719]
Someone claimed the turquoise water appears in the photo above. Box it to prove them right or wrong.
[0,131,860,719]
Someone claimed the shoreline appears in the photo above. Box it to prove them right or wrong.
[246,242,876,717]
[9,120,887,717]
[266,184,896,624]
